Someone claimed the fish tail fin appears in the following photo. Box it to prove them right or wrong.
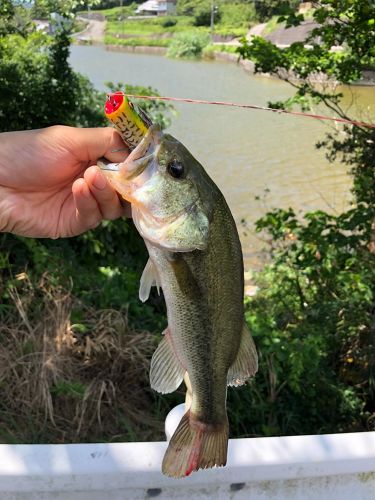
[162,410,228,478]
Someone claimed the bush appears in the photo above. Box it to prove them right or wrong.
[193,2,216,27]
[167,31,210,59]
[0,32,106,131]
[219,3,256,28]
[254,0,300,22]
[235,207,375,437]
[161,17,177,28]
[177,0,220,27]
[0,8,177,444]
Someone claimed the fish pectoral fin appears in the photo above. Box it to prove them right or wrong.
[139,258,161,302]
[150,329,185,394]
[227,322,258,387]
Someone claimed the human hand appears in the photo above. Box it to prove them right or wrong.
[0,125,130,238]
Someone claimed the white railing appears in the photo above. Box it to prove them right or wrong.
[0,405,374,500]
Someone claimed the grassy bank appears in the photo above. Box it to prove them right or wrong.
[106,16,248,42]
[91,3,252,51]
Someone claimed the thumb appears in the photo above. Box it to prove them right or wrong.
[65,126,130,165]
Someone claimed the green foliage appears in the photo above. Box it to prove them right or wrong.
[192,1,217,27]
[177,0,200,17]
[103,2,254,47]
[0,2,175,444]
[161,17,177,28]
[235,0,375,437]
[254,0,300,22]
[105,15,194,36]
[104,34,171,47]
[167,32,210,59]
[0,0,31,35]
[95,0,141,9]
[0,32,106,131]
[105,82,175,130]
[51,380,87,399]
[237,207,375,436]
[238,1,375,87]
[219,3,256,28]
[31,0,101,19]
[176,0,221,27]
[99,4,138,21]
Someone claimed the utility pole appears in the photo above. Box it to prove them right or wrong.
[120,0,124,36]
[210,0,215,42]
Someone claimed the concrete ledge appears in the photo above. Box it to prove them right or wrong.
[105,44,167,55]
[0,431,375,499]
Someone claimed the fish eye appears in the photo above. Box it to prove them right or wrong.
[167,159,185,179]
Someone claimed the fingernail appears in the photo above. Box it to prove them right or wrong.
[93,171,107,190]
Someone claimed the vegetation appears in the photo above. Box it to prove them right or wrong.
[167,32,210,59]
[101,1,255,51]
[105,14,248,42]
[104,34,171,48]
[253,0,300,22]
[1,0,375,444]
[235,0,375,435]
[0,3,177,444]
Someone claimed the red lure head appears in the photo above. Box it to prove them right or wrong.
[105,91,124,115]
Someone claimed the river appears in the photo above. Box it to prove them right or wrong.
[69,45,375,269]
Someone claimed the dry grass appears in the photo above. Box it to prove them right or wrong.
[0,273,164,444]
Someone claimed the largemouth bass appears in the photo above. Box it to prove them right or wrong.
[100,126,258,477]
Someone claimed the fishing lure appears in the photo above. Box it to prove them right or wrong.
[105,91,152,150]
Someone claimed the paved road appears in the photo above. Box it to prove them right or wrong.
[75,17,106,43]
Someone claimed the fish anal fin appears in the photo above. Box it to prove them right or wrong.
[150,329,185,394]
[162,410,228,478]
[227,322,258,387]
[139,258,161,303]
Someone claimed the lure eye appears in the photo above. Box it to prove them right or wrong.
[167,160,185,179]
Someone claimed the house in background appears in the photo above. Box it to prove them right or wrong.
[135,0,177,16]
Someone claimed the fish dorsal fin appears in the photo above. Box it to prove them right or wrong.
[139,258,161,303]
[150,329,185,394]
[227,322,258,387]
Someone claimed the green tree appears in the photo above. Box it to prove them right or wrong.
[254,0,300,22]
[235,0,375,435]
[177,0,221,27]
[0,2,175,443]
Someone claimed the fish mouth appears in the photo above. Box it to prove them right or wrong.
[99,125,163,202]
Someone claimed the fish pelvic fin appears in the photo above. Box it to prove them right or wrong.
[162,410,228,478]
[139,258,161,303]
[150,329,185,394]
[227,321,258,387]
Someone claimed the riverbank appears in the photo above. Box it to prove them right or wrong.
[74,11,375,85]
[99,43,374,85]
[70,43,365,271]
[99,44,375,86]
[103,43,255,71]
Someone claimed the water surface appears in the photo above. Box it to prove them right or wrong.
[69,45,375,268]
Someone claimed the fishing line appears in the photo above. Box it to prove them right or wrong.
[107,92,375,129]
